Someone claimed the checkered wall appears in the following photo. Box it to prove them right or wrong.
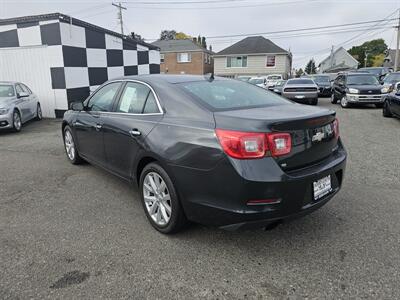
[0,17,160,117]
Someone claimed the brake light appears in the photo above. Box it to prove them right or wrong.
[333,118,339,139]
[215,129,292,159]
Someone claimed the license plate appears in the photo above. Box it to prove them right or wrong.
[313,175,332,200]
[295,95,305,99]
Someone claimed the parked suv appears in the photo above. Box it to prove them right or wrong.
[331,73,387,108]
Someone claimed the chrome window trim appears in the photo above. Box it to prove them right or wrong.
[88,79,164,116]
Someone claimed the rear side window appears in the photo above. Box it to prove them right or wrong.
[117,82,160,114]
[180,79,289,111]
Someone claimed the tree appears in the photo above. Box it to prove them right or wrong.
[129,32,144,42]
[295,68,304,77]
[175,32,191,40]
[201,36,207,49]
[305,59,316,74]
[348,38,387,68]
[160,30,177,40]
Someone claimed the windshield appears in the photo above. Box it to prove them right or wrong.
[347,75,379,85]
[311,76,330,83]
[0,84,15,97]
[267,75,281,80]
[358,68,382,76]
[249,78,264,84]
[287,79,314,85]
[180,79,290,111]
[383,73,400,84]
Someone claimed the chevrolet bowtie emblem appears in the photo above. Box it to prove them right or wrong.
[312,131,325,142]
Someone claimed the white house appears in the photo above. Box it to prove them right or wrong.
[319,47,359,73]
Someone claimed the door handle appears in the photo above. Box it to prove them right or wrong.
[129,129,141,137]
[95,124,102,131]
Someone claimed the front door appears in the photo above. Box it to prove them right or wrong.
[15,84,32,122]
[102,81,163,179]
[74,82,122,165]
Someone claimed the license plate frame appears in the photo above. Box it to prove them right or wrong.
[313,175,332,201]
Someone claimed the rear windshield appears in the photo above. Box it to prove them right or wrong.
[287,79,314,85]
[358,68,382,76]
[179,80,289,110]
[275,80,286,86]
[0,85,15,97]
[267,75,281,80]
[347,75,379,85]
[311,76,330,83]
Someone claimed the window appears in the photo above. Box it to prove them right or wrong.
[15,84,24,95]
[116,82,160,114]
[86,82,121,112]
[180,79,289,111]
[160,53,165,63]
[347,75,379,85]
[20,83,32,94]
[266,56,276,67]
[226,56,247,68]
[0,84,15,97]
[177,53,191,63]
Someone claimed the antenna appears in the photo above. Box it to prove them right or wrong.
[112,2,127,35]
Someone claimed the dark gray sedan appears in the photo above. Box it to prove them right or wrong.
[0,81,42,132]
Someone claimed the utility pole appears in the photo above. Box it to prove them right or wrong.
[112,2,127,35]
[394,8,400,71]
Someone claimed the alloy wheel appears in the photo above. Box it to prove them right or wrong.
[13,111,21,131]
[143,172,172,226]
[37,105,42,120]
[341,96,348,108]
[64,130,75,161]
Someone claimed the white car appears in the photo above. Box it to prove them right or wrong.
[248,77,267,88]
[266,74,284,90]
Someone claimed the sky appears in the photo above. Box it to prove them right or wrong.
[1,0,400,68]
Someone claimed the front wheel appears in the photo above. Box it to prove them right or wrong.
[12,110,22,132]
[63,126,83,164]
[139,162,188,234]
[36,103,42,121]
[383,101,393,118]
[340,96,350,108]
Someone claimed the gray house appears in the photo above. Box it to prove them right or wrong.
[213,36,292,78]
[319,47,359,73]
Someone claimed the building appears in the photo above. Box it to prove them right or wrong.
[0,13,160,118]
[213,36,292,78]
[151,39,213,75]
[318,47,359,73]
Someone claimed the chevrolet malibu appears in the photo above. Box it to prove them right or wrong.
[0,81,42,131]
[62,75,346,233]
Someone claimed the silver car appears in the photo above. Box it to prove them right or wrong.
[0,81,42,132]
[282,78,319,105]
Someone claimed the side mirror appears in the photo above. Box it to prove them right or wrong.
[70,102,84,111]
[17,92,29,98]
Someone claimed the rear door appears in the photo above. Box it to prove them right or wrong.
[74,82,122,165]
[102,81,163,179]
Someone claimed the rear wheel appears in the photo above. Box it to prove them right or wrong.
[63,126,83,164]
[12,110,22,132]
[330,93,337,104]
[36,103,42,121]
[383,101,393,118]
[340,96,350,108]
[139,162,187,234]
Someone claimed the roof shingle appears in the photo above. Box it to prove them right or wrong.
[216,36,288,56]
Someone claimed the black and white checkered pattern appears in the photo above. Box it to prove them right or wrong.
[0,14,160,117]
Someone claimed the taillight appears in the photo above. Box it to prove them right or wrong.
[215,129,292,159]
[333,118,339,139]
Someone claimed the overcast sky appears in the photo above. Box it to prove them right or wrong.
[1,0,399,68]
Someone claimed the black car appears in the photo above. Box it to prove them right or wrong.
[331,73,387,108]
[306,75,332,97]
[358,67,392,82]
[62,75,346,233]
[383,83,400,119]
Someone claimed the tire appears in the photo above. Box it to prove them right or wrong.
[383,101,393,118]
[12,109,22,132]
[375,103,384,108]
[63,126,83,165]
[139,162,188,234]
[36,103,42,121]
[340,96,350,108]
[310,98,318,105]
[331,93,337,104]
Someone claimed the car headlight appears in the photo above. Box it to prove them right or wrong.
[381,87,389,93]
[0,108,9,115]
[347,88,359,94]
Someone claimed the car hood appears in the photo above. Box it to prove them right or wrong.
[0,97,15,108]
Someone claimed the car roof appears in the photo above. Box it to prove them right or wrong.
[0,81,17,85]
[114,74,228,84]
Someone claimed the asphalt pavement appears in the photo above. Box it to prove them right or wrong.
[1,99,399,299]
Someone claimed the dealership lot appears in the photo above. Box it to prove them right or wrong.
[1,99,400,299]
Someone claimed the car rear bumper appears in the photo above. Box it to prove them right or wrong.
[282,92,318,102]
[0,113,13,129]
[171,141,347,229]
[346,93,387,104]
